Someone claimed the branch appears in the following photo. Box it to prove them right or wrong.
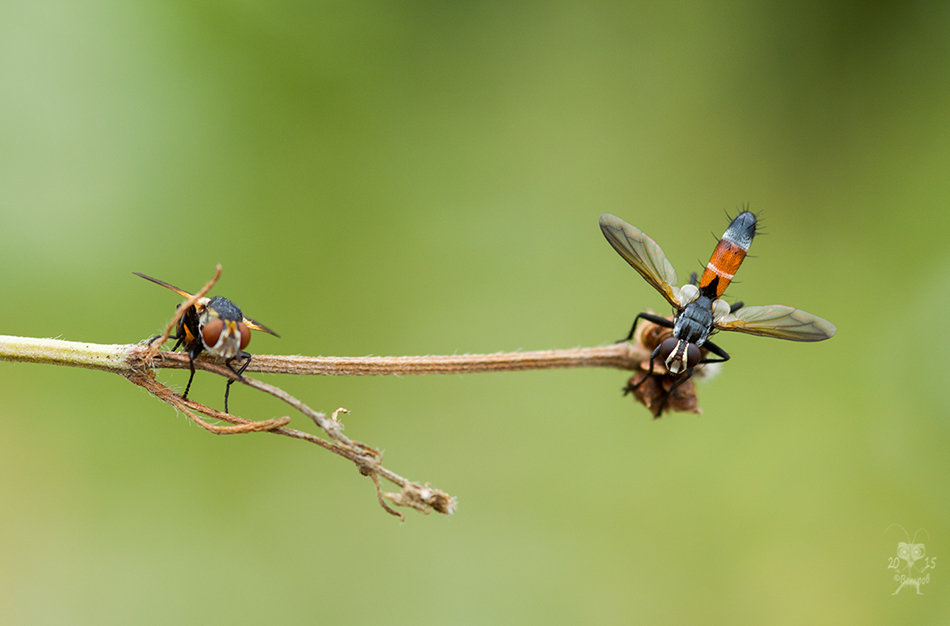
[153,343,648,375]
[0,266,684,518]
[0,336,648,377]
[0,334,656,510]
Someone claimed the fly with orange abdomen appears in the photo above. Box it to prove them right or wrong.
[134,272,279,413]
[599,210,836,416]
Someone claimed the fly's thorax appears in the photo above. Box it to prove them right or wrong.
[662,288,711,373]
[673,296,714,346]
[206,296,244,322]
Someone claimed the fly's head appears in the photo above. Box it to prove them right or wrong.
[656,337,700,375]
[199,296,250,359]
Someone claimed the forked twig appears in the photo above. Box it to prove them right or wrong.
[125,278,456,520]
[0,266,663,519]
[127,371,291,434]
[124,368,454,520]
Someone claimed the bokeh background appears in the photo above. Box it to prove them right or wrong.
[2,2,948,624]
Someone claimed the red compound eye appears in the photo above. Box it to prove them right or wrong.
[657,337,678,362]
[685,343,701,369]
[201,319,224,347]
[238,322,251,350]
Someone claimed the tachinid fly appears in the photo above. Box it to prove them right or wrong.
[599,210,836,415]
[134,272,278,413]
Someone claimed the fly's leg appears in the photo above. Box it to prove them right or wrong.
[146,318,187,351]
[144,329,183,350]
[619,311,674,343]
[182,347,200,399]
[620,312,675,392]
[645,342,729,415]
[223,351,252,414]
[689,271,699,286]
[652,367,695,416]
[729,301,744,313]
[700,340,730,365]
[623,341,663,394]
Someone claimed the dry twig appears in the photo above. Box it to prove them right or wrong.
[0,266,677,519]
[130,266,456,520]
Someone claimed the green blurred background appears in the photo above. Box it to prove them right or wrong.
[2,2,948,624]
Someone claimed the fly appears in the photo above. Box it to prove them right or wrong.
[134,272,279,413]
[599,210,836,414]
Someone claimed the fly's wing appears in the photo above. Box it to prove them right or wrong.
[599,214,681,307]
[243,316,280,337]
[715,305,836,341]
[134,272,210,314]
[135,272,278,338]
[133,272,195,299]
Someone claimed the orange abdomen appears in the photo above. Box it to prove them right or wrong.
[699,241,748,297]
[698,211,757,298]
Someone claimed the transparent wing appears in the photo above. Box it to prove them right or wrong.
[599,214,680,307]
[244,316,280,337]
[136,272,279,337]
[715,304,837,341]
[133,272,194,298]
